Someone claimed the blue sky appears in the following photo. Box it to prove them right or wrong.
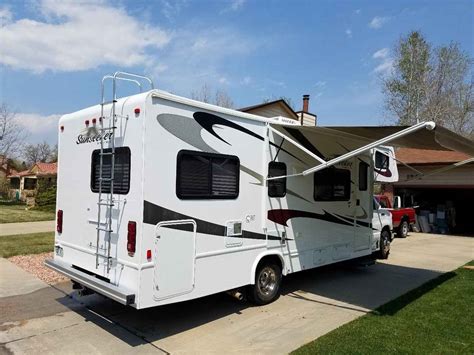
[0,0,472,145]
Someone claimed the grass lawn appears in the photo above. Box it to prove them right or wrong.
[0,204,55,223]
[0,232,55,257]
[293,261,474,355]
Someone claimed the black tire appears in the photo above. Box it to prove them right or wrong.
[377,229,391,259]
[247,262,282,305]
[397,220,409,238]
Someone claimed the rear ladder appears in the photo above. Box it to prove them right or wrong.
[95,72,154,271]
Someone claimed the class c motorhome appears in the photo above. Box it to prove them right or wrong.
[46,72,474,308]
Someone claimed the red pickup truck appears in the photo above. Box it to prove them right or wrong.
[375,195,416,238]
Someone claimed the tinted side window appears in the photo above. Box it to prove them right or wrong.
[314,167,351,201]
[91,147,131,194]
[177,151,239,199]
[268,162,286,197]
[359,161,369,191]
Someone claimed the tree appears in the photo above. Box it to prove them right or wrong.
[383,31,430,125]
[383,32,473,137]
[0,103,27,163]
[191,84,234,108]
[23,141,53,167]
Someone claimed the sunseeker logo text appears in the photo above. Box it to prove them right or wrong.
[76,132,113,145]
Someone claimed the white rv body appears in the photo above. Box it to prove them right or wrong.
[48,89,393,309]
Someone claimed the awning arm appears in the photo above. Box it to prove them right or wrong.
[402,157,474,182]
[302,121,436,177]
[390,156,424,176]
[268,126,327,164]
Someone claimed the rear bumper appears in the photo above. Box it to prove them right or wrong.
[45,259,135,306]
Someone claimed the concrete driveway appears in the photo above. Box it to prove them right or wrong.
[1,233,473,354]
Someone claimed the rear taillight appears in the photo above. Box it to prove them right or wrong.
[127,221,136,255]
[57,209,63,233]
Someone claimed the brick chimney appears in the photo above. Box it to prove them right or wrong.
[302,94,310,112]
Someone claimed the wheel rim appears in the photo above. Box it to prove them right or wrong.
[402,223,408,235]
[382,232,391,254]
[258,267,277,296]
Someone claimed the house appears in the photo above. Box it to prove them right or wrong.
[240,95,317,126]
[380,148,474,235]
[8,162,57,203]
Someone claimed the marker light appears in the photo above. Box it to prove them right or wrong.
[134,107,140,115]
[146,249,152,260]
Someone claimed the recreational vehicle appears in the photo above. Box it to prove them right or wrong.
[46,72,474,308]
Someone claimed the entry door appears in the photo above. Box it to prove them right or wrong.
[353,157,372,252]
[153,220,196,300]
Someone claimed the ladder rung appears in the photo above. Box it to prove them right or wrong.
[100,127,117,131]
[97,202,114,206]
[96,227,113,233]
[99,178,114,181]
[101,100,117,105]
[100,152,115,156]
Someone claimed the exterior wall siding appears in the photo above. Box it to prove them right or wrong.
[395,165,474,188]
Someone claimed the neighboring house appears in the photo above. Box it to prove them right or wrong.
[0,156,18,198]
[240,95,317,126]
[380,148,473,235]
[8,162,57,203]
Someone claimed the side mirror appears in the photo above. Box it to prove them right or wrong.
[393,196,401,209]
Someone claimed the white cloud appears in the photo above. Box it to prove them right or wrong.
[372,47,389,59]
[241,76,252,85]
[218,76,229,85]
[15,113,61,144]
[314,81,327,88]
[0,0,170,73]
[231,0,246,11]
[160,0,187,21]
[16,113,60,134]
[151,27,258,94]
[372,48,393,75]
[369,16,390,29]
[0,6,12,23]
[345,29,352,38]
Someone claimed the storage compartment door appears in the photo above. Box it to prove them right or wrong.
[153,220,196,300]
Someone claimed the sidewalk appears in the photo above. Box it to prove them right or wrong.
[0,220,55,236]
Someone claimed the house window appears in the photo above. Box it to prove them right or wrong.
[10,177,20,189]
[359,161,369,191]
[176,150,239,199]
[268,162,286,197]
[24,178,37,190]
[314,167,351,201]
[91,147,131,194]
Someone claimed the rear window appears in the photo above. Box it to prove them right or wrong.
[91,147,131,194]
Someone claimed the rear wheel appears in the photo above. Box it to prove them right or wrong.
[377,229,391,259]
[397,221,409,238]
[248,262,282,305]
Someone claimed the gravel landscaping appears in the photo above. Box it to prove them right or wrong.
[8,252,68,285]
